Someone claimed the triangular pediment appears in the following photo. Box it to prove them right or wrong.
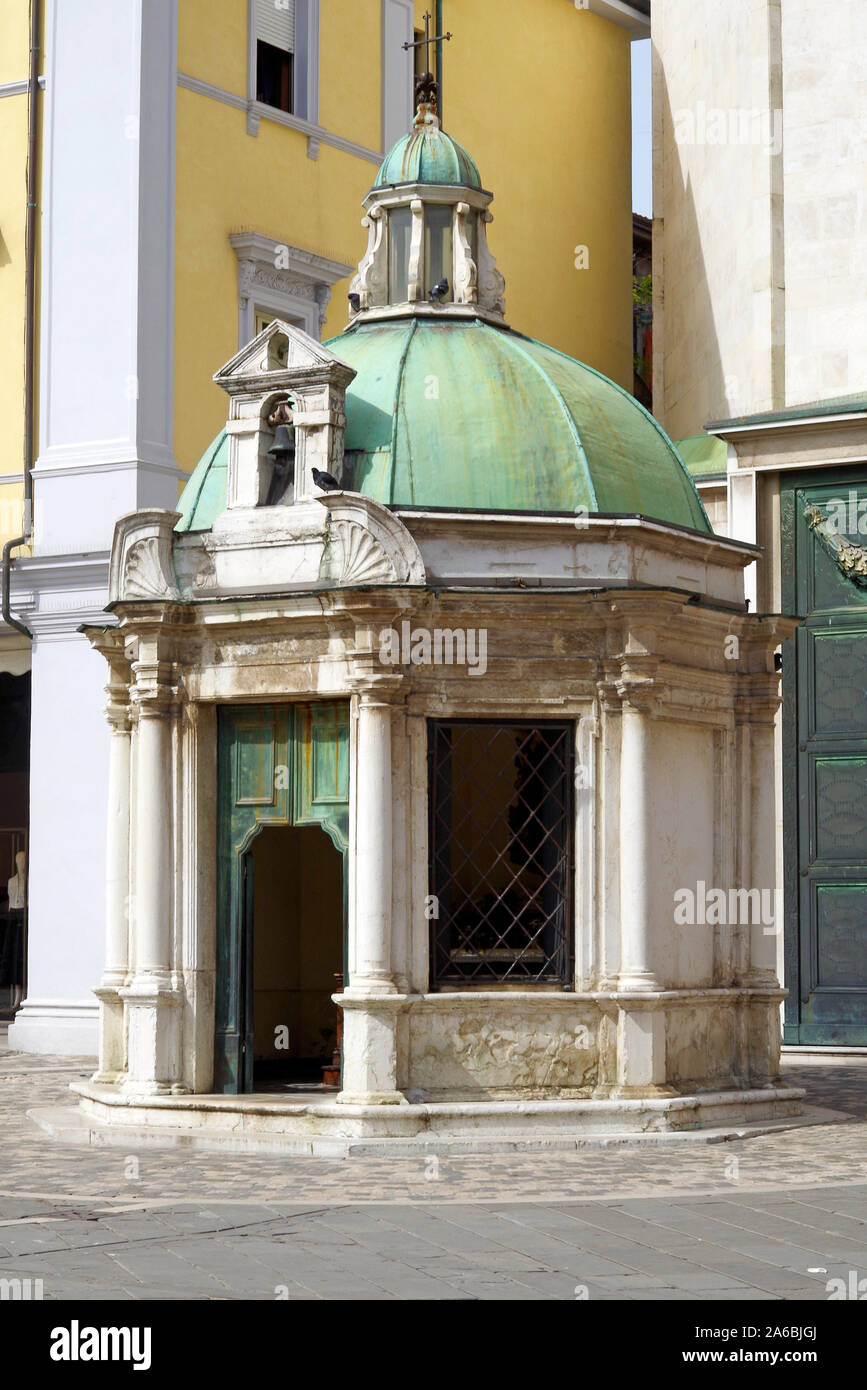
[213,318,353,387]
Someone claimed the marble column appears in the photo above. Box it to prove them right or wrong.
[121,653,183,1094]
[615,686,668,1096]
[339,674,406,1105]
[352,688,398,994]
[617,696,661,992]
[92,694,131,1082]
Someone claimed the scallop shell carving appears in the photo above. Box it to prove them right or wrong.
[123,538,177,599]
[334,521,395,585]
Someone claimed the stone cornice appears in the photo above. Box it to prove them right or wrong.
[177,72,382,165]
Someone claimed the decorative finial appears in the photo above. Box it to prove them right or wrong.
[403,9,452,124]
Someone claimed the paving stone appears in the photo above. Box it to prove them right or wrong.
[0,1053,866,1300]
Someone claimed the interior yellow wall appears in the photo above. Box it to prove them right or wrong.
[252,824,343,1065]
[174,0,634,477]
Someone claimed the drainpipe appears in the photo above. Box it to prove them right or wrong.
[1,0,39,640]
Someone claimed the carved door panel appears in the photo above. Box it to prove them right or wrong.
[782,474,867,1044]
[215,702,349,1093]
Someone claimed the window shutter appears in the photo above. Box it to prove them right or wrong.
[257,0,295,53]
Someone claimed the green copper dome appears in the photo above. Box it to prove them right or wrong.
[176,318,710,533]
[375,109,482,190]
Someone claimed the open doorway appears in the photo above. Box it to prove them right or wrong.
[246,823,344,1092]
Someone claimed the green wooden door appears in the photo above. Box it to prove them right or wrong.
[215,702,350,1093]
[782,473,867,1044]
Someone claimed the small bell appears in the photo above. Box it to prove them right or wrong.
[268,423,295,464]
[266,424,295,504]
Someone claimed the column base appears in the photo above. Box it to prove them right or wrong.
[605,1083,679,1100]
[93,983,126,1081]
[616,1005,667,1090]
[335,1091,408,1107]
[339,994,408,1097]
[341,976,399,997]
[120,1076,188,1098]
[616,971,663,992]
[119,981,183,1093]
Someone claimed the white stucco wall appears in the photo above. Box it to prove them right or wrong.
[655,0,867,436]
[781,0,867,404]
[654,0,782,438]
[8,635,108,1053]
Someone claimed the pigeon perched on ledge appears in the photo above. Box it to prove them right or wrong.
[429,277,449,303]
[312,467,341,492]
[348,292,361,312]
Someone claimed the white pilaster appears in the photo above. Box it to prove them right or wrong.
[740,715,781,988]
[35,0,180,545]
[11,0,180,1058]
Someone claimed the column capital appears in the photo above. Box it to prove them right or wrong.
[735,673,783,725]
[599,656,663,715]
[616,679,660,716]
[105,698,133,735]
[347,659,406,706]
[129,659,176,716]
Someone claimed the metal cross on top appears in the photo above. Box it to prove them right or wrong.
[403,8,452,118]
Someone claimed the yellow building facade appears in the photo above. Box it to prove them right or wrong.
[174,0,636,472]
[2,0,640,552]
[0,0,39,556]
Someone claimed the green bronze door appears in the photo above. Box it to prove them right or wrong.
[782,473,867,1044]
[215,702,350,1092]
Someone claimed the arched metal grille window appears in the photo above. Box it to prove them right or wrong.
[429,720,574,986]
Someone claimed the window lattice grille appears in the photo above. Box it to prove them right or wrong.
[429,721,573,986]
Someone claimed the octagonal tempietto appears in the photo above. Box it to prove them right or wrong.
[75,89,802,1150]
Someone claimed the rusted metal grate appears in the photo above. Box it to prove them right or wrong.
[428,720,573,986]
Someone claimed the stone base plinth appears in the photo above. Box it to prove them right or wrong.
[7,999,99,1057]
[57,1079,806,1158]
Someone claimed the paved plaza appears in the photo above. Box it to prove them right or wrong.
[1,1038,867,1301]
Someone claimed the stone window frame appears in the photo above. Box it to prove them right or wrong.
[246,0,320,135]
[230,231,354,347]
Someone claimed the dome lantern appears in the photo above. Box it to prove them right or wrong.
[348,74,506,326]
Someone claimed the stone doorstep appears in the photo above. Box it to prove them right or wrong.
[26,1100,843,1160]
